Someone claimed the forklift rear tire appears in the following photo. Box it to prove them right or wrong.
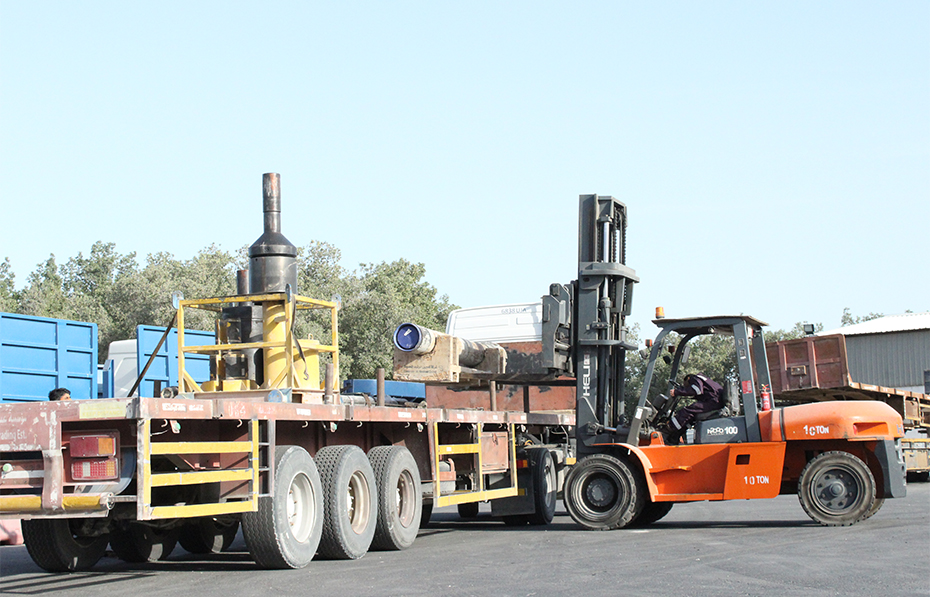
[563,453,645,530]
[242,445,324,569]
[798,451,875,526]
[22,519,109,572]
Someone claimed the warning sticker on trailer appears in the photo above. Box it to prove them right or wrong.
[741,381,754,395]
[80,401,128,419]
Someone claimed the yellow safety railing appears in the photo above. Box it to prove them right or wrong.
[432,422,519,507]
[137,419,262,521]
[175,292,339,393]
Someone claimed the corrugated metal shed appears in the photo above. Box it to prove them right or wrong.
[820,313,930,391]
[820,312,930,336]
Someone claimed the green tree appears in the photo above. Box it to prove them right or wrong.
[841,308,883,326]
[339,259,457,380]
[19,256,68,318]
[0,258,17,313]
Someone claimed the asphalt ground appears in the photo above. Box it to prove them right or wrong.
[1,483,928,597]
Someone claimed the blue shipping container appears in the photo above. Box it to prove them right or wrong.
[134,325,214,397]
[0,312,98,402]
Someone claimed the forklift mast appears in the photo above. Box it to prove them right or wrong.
[543,195,639,450]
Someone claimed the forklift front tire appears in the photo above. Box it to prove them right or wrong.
[563,453,645,530]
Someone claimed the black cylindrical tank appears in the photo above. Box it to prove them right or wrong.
[248,173,298,294]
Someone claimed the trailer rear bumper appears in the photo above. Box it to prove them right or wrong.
[0,493,114,518]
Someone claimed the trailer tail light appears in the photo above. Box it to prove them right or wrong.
[70,434,118,458]
[71,458,118,481]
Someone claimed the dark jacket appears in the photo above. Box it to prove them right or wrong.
[675,373,724,405]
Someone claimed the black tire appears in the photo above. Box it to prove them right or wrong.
[109,524,179,563]
[21,519,108,572]
[502,515,530,526]
[798,451,875,526]
[630,502,674,527]
[242,445,324,569]
[179,518,240,554]
[368,446,422,551]
[316,445,378,559]
[860,498,885,521]
[563,453,645,530]
[420,499,434,528]
[457,501,480,519]
[526,448,557,525]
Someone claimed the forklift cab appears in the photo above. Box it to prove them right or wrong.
[627,315,772,446]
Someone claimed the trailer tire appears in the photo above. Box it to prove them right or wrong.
[457,501,480,519]
[368,446,422,551]
[316,445,378,559]
[630,502,673,527]
[420,499,434,528]
[563,453,645,530]
[242,445,323,569]
[21,519,108,572]
[109,524,178,562]
[179,518,239,554]
[526,448,558,525]
[798,451,875,526]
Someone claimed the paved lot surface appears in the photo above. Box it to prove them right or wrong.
[2,483,928,597]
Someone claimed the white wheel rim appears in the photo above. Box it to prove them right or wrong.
[287,472,315,543]
[395,469,416,527]
[347,470,371,534]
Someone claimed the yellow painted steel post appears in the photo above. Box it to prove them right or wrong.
[431,422,441,507]
[476,423,484,492]
[251,419,260,510]
[137,419,152,521]
[508,423,517,491]
[262,302,288,389]
[176,307,186,392]
[330,306,339,391]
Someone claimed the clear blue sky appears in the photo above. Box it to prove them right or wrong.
[1,2,927,340]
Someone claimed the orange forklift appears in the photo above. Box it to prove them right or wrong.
[538,196,907,529]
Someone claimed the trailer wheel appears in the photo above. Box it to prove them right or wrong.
[563,453,645,530]
[630,502,674,527]
[368,446,422,550]
[420,499,434,528]
[316,445,378,559]
[21,519,108,572]
[242,445,323,569]
[109,523,179,562]
[457,501,480,519]
[798,451,875,526]
[179,517,240,554]
[526,448,558,525]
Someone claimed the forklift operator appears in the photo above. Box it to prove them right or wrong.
[666,373,724,445]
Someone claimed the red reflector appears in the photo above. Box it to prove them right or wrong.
[71,457,118,481]
[516,459,529,469]
[70,434,118,457]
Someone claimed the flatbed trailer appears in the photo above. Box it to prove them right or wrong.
[0,173,573,572]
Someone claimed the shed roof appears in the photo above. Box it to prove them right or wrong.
[820,312,930,336]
